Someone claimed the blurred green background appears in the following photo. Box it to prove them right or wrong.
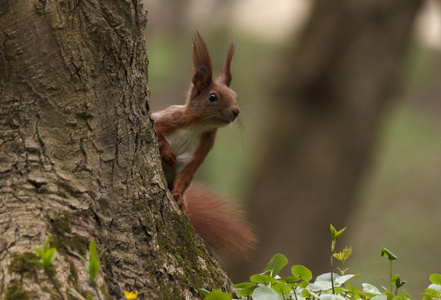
[143,0,441,295]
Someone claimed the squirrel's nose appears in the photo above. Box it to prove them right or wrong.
[231,107,240,118]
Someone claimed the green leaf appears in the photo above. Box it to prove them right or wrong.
[33,243,58,271]
[89,239,97,260]
[279,276,299,284]
[28,259,44,267]
[402,290,411,299]
[430,274,441,285]
[423,288,441,299]
[381,248,397,261]
[42,234,51,252]
[85,261,90,274]
[82,239,104,285]
[89,258,99,280]
[298,281,309,288]
[264,254,289,277]
[397,280,406,289]
[98,248,107,260]
[302,287,319,299]
[203,289,232,300]
[233,282,255,289]
[252,286,283,300]
[272,282,291,295]
[250,274,277,285]
[291,265,312,282]
[197,288,210,296]
[34,247,44,258]
[72,251,87,265]
[333,286,346,294]
[236,286,256,297]
[337,267,349,275]
[382,291,394,299]
[333,246,352,262]
[330,225,346,240]
[330,225,347,252]
[45,248,57,265]
[330,224,337,236]
[390,274,406,289]
[346,284,360,297]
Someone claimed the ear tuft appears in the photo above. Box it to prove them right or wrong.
[220,39,235,87]
[191,31,213,95]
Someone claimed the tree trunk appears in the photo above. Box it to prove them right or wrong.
[0,1,231,299]
[226,0,423,282]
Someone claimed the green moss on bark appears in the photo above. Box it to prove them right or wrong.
[68,259,79,288]
[154,210,229,298]
[8,252,40,280]
[5,279,29,300]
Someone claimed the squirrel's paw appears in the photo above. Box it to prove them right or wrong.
[159,142,176,166]
[173,192,187,213]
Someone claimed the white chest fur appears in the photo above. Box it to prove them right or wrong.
[164,125,210,174]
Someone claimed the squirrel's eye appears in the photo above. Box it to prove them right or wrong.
[208,93,218,102]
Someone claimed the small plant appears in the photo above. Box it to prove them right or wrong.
[330,224,347,293]
[333,246,352,276]
[200,252,359,300]
[381,248,399,292]
[18,235,111,299]
[32,234,58,272]
[31,234,65,300]
[422,274,441,300]
[74,239,106,287]
[201,225,441,300]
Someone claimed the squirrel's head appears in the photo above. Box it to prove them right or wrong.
[186,31,239,126]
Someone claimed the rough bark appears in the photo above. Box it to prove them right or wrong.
[0,1,232,299]
[226,0,423,282]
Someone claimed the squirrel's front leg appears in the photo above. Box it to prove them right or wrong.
[171,131,216,212]
[172,160,201,213]
[157,133,176,166]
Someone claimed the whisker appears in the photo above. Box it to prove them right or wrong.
[236,118,248,148]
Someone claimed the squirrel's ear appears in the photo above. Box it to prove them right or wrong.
[220,39,235,87]
[191,31,212,96]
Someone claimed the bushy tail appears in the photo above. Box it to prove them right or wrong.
[185,183,256,258]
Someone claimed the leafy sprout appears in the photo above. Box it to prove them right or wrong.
[333,246,352,275]
[73,239,106,287]
[31,234,57,272]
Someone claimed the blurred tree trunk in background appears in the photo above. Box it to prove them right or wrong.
[0,1,232,299]
[142,0,235,34]
[143,0,188,33]
[226,0,423,281]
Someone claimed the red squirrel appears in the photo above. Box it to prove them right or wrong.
[152,31,256,257]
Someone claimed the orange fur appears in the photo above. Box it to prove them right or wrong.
[152,31,255,257]
[153,31,240,205]
[185,183,256,258]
